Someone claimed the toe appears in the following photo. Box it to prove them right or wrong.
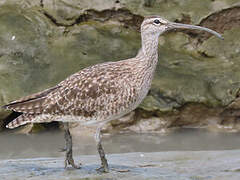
[96,166,109,173]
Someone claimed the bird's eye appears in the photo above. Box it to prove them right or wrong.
[153,19,161,24]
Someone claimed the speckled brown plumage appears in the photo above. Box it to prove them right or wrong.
[5,54,156,128]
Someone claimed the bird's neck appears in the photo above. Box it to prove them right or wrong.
[138,32,159,68]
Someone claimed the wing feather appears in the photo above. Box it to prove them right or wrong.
[2,86,61,113]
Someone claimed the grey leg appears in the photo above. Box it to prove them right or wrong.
[63,122,81,169]
[95,123,109,173]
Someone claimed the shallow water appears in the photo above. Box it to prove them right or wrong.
[1,128,240,160]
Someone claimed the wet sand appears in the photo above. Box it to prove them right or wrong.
[1,150,240,180]
[1,128,240,179]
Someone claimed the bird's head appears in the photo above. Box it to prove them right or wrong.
[141,16,223,40]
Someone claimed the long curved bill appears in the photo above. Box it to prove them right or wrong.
[167,22,223,40]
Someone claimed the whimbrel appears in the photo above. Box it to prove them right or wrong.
[3,16,223,172]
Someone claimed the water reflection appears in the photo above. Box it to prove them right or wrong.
[0,128,240,160]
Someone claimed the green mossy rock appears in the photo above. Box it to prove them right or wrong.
[0,5,55,130]
[40,0,240,25]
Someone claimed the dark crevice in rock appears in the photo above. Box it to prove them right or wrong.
[40,7,143,30]
[75,8,143,30]
[175,13,192,24]
[167,102,223,127]
[144,0,156,7]
[40,4,240,43]
[191,6,240,43]
[38,4,69,27]
[198,51,215,58]
[40,0,44,8]
[41,10,67,27]
[173,6,240,43]
[198,5,240,41]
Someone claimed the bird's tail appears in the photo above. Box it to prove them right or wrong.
[6,114,37,129]
[2,86,60,114]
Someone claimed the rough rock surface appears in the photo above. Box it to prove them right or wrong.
[0,0,240,133]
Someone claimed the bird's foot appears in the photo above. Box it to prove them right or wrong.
[96,164,109,173]
[64,156,81,169]
[96,166,109,173]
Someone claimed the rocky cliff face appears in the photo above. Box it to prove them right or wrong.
[0,0,240,133]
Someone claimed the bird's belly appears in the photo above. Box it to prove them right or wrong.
[85,83,152,125]
[74,96,146,126]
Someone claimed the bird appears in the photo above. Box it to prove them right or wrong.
[2,16,223,173]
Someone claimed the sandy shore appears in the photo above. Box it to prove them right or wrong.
[1,150,240,180]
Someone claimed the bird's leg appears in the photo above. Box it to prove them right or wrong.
[63,122,81,169]
[95,123,109,173]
